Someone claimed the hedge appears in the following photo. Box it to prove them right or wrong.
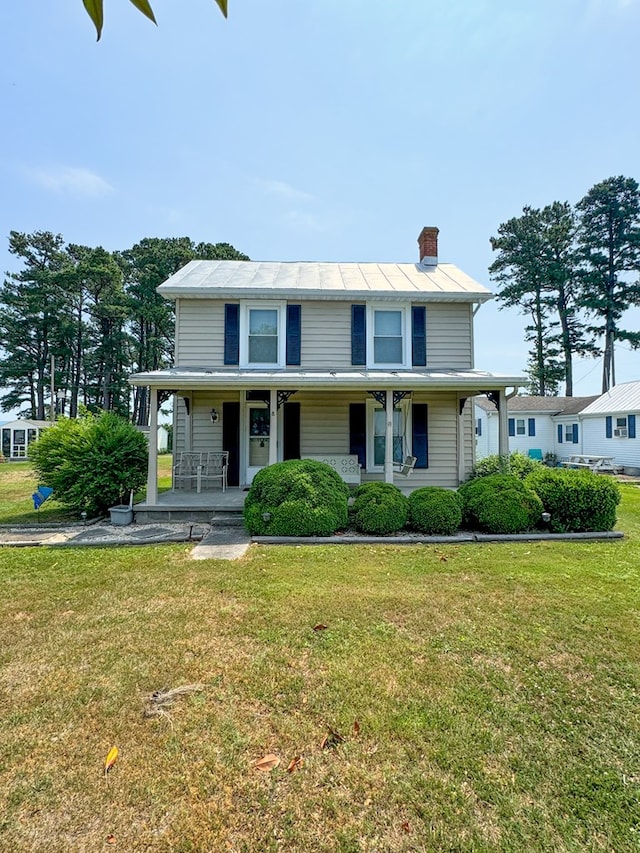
[526,467,620,532]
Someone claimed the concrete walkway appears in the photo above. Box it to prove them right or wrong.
[0,521,251,560]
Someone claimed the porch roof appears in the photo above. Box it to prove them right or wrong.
[129,367,526,392]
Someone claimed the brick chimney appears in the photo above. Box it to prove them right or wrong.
[417,226,439,266]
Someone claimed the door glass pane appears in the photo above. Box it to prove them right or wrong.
[249,407,270,466]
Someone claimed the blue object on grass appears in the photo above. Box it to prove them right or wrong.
[32,486,54,510]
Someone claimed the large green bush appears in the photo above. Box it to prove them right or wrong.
[29,412,148,517]
[352,482,409,535]
[408,487,462,535]
[244,459,349,536]
[471,451,542,481]
[526,467,621,532]
[458,473,543,534]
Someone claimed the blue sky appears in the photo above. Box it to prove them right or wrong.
[1,0,639,412]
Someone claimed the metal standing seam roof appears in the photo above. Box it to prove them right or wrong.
[128,367,526,389]
[580,380,640,415]
[156,260,494,302]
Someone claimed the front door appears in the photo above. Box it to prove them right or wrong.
[246,402,270,484]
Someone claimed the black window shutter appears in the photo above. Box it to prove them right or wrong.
[508,418,515,437]
[224,304,239,365]
[412,306,426,366]
[606,416,612,438]
[351,305,366,366]
[557,424,563,444]
[349,403,366,468]
[572,423,579,443]
[528,418,535,437]
[286,305,301,366]
[477,418,482,437]
[412,403,429,468]
[629,414,636,439]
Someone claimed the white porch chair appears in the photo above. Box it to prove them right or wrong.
[200,451,229,492]
[172,452,203,491]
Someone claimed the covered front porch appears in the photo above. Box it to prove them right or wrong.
[130,368,523,509]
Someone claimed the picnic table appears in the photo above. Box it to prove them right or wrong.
[559,454,619,473]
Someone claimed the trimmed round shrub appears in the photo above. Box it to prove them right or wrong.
[244,459,349,536]
[29,411,148,517]
[458,473,543,534]
[408,487,462,535]
[470,451,542,481]
[526,467,621,532]
[352,482,408,535]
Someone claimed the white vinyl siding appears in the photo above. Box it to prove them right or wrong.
[426,303,473,369]
[581,416,640,470]
[173,299,473,370]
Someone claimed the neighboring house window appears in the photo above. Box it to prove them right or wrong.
[476,418,482,437]
[565,423,579,443]
[366,304,411,368]
[239,302,286,367]
[612,415,636,438]
[516,418,526,436]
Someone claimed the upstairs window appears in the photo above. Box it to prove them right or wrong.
[366,304,410,368]
[248,308,278,363]
[239,302,286,367]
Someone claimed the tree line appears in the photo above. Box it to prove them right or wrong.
[0,233,249,423]
[490,175,640,396]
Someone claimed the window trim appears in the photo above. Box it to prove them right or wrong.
[365,397,411,473]
[239,301,286,368]
[366,303,411,369]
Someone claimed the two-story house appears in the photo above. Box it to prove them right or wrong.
[130,227,525,508]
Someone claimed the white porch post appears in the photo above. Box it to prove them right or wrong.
[385,389,394,483]
[269,388,278,466]
[498,388,509,461]
[147,386,158,506]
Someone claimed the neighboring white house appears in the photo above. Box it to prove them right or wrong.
[579,381,640,474]
[474,395,599,460]
[129,227,526,505]
[0,419,50,460]
[475,384,640,473]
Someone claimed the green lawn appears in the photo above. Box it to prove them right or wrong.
[0,484,639,851]
[0,456,174,524]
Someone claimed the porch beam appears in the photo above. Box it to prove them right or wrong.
[147,386,158,506]
[385,388,394,483]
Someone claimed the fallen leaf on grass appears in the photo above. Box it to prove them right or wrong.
[320,725,345,750]
[254,753,280,772]
[106,835,116,845]
[286,755,303,773]
[104,746,119,776]
[401,821,411,833]
[313,624,328,632]
[353,720,361,735]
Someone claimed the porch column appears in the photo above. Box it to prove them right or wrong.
[147,386,158,506]
[385,388,394,483]
[269,388,278,466]
[498,388,509,461]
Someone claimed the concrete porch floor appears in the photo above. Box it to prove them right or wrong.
[135,487,247,522]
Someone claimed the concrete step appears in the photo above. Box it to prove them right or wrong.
[210,511,246,529]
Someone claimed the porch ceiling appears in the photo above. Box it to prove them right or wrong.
[129,367,527,392]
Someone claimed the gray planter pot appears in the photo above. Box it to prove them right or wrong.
[109,505,133,526]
